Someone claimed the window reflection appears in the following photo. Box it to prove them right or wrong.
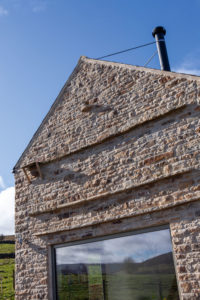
[55,228,179,300]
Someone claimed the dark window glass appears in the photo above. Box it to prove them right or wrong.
[54,227,179,300]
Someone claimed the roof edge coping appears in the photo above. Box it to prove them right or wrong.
[83,56,200,81]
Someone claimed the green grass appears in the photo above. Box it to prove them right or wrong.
[0,244,15,255]
[0,244,15,300]
[57,272,179,300]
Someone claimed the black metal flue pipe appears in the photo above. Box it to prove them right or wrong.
[152,26,171,71]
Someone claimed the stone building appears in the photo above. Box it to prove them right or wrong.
[14,56,200,299]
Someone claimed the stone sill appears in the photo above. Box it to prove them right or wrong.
[34,195,200,237]
[22,103,188,172]
[29,167,195,217]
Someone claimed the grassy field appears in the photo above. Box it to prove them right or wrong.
[0,244,15,255]
[0,243,15,300]
[57,272,179,300]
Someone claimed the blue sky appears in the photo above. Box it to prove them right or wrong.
[0,0,200,234]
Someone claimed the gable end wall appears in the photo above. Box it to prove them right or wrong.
[15,58,200,299]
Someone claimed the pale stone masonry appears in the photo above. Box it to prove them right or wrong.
[14,56,200,299]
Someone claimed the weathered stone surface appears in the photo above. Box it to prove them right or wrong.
[14,57,200,299]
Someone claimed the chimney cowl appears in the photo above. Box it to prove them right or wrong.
[152,26,166,37]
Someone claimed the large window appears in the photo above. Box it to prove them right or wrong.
[53,226,179,300]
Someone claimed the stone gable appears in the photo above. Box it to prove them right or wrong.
[14,57,200,299]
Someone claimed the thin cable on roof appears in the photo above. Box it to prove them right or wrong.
[144,50,158,67]
[95,41,157,60]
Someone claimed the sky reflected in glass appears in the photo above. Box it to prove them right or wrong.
[56,228,172,265]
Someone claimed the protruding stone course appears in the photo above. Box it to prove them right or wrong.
[14,57,200,299]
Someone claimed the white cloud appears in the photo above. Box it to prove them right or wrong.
[0,187,15,235]
[174,51,200,76]
[0,5,8,16]
[31,0,47,13]
[175,67,200,76]
[57,229,172,264]
[1,0,47,13]
[0,176,5,189]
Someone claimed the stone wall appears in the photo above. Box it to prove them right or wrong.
[14,57,200,299]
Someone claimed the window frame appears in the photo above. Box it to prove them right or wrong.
[51,224,175,300]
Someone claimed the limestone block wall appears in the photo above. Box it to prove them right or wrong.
[14,57,200,299]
